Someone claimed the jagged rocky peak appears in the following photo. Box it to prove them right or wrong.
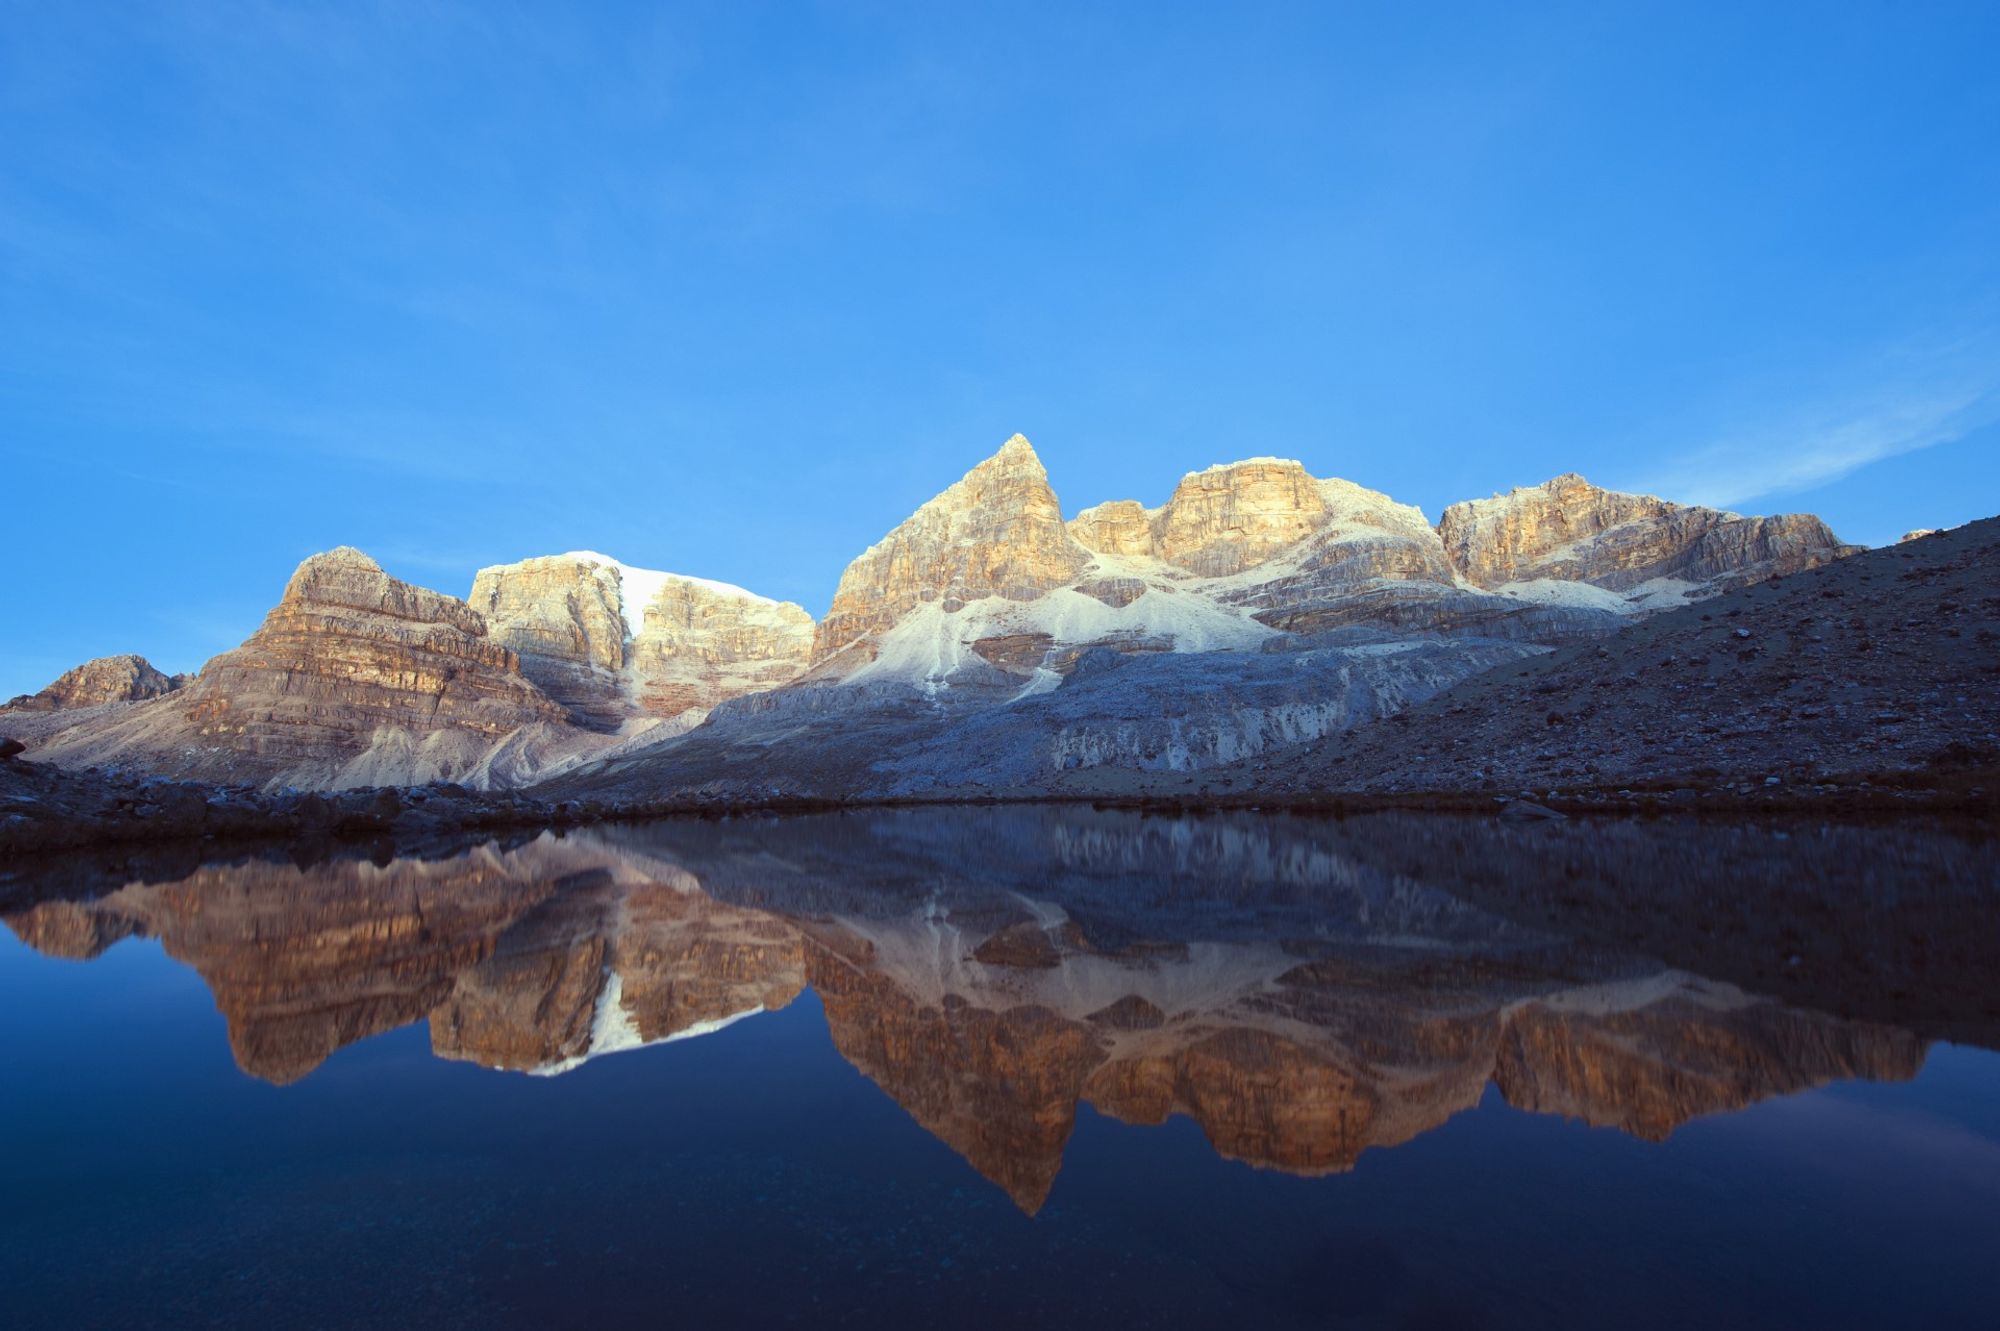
[812,433,1090,663]
[470,550,815,728]
[1156,459,1331,575]
[26,546,571,790]
[1437,473,1861,594]
[281,546,490,635]
[1068,457,1442,578]
[192,546,568,770]
[3,653,188,712]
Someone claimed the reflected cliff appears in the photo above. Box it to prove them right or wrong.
[8,808,1991,1212]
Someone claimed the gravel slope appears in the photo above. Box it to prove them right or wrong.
[1270,517,2000,796]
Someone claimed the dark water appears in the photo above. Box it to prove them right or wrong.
[2,809,1996,1329]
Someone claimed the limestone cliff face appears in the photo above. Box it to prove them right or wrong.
[1069,460,1442,579]
[1084,459,1331,575]
[812,435,1090,664]
[470,552,814,728]
[30,547,571,790]
[1065,498,1154,558]
[183,547,567,767]
[1437,473,1860,592]
[629,575,815,719]
[469,556,629,729]
[3,654,187,712]
[1061,459,1609,645]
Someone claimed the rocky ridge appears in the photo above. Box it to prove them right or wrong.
[551,436,1863,800]
[18,549,579,790]
[3,654,187,711]
[1149,516,2000,804]
[1439,472,1862,595]
[9,432,1874,800]
[470,551,814,731]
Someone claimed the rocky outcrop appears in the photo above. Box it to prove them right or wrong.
[1438,473,1860,595]
[3,654,187,711]
[560,441,1872,797]
[27,548,575,790]
[471,552,814,730]
[812,435,1090,664]
[469,555,630,730]
[628,574,815,720]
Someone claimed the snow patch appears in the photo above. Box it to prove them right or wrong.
[1491,578,1635,612]
[558,551,782,640]
[1184,456,1303,478]
[529,970,765,1076]
[844,585,1277,690]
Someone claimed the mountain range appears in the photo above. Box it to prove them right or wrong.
[0,434,1874,798]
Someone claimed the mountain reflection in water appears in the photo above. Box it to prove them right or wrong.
[6,809,1990,1213]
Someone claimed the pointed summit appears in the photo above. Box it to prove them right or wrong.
[812,433,1089,663]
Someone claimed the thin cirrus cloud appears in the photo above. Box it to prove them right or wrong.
[1637,381,1998,512]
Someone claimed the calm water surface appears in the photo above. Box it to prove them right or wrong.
[2,809,1996,1329]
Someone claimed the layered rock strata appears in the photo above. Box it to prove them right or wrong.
[470,552,814,729]
[3,654,187,711]
[812,434,1090,665]
[627,571,815,719]
[28,548,572,790]
[468,555,630,729]
[1438,473,1861,594]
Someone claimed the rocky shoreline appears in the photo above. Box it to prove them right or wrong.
[6,738,1994,869]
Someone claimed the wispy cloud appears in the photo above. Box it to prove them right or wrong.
[1636,369,1999,511]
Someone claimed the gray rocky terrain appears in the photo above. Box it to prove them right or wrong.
[1092,517,2000,811]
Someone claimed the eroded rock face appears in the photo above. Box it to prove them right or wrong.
[4,654,187,712]
[29,548,570,790]
[629,576,815,720]
[1438,473,1860,593]
[1065,460,1614,645]
[813,435,1090,663]
[1066,499,1154,559]
[184,548,567,773]
[1154,460,1331,575]
[469,556,630,730]
[471,552,815,729]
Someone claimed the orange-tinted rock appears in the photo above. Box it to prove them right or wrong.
[27,548,570,789]
[3,654,186,712]
[1437,473,1860,592]
[813,435,1090,664]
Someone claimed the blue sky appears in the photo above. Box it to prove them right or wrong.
[4,1,1997,697]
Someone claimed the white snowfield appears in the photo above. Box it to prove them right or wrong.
[842,582,1280,691]
[558,550,784,640]
[1491,577,1697,613]
[528,969,766,1077]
